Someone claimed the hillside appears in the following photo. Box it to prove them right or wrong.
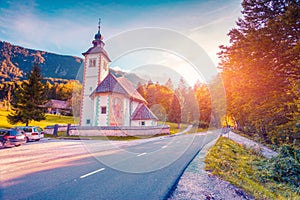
[0,40,145,84]
[0,40,83,80]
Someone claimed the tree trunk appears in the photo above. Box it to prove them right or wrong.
[7,87,11,111]
[177,122,181,129]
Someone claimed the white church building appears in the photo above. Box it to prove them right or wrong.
[80,22,158,127]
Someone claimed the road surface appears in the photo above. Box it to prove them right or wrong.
[0,130,220,200]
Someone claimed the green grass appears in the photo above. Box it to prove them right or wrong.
[0,109,77,129]
[1,109,202,141]
[0,109,187,140]
[205,137,300,200]
[158,121,189,134]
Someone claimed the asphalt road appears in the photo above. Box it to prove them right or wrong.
[0,130,220,200]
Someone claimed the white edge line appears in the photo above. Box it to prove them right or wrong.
[137,152,147,157]
[80,168,105,179]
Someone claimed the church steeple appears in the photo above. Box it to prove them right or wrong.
[92,18,104,47]
[80,18,111,126]
[82,18,110,58]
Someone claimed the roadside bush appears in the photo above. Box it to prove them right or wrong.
[255,145,300,194]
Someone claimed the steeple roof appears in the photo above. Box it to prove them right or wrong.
[82,19,111,61]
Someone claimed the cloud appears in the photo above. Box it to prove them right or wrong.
[110,65,130,73]
[0,0,242,67]
[0,2,96,56]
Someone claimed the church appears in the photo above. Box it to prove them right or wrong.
[80,22,158,127]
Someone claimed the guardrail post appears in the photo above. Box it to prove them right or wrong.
[66,124,71,136]
[53,124,58,136]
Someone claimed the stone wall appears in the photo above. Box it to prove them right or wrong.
[69,125,170,137]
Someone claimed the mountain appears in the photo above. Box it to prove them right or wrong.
[0,40,83,80]
[0,40,145,84]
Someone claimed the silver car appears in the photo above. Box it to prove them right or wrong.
[16,126,44,142]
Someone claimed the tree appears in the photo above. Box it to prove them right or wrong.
[184,86,199,124]
[164,78,174,90]
[69,80,82,117]
[219,0,300,145]
[0,59,23,110]
[168,90,181,128]
[194,83,212,128]
[7,64,47,126]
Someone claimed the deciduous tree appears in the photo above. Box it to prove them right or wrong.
[219,0,300,145]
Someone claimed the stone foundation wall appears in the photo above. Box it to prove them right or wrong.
[69,125,170,137]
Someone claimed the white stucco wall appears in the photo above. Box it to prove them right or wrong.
[81,53,110,126]
[131,120,157,126]
[123,97,130,126]
[81,97,94,126]
[98,95,110,126]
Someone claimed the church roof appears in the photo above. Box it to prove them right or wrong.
[82,46,111,61]
[92,73,146,103]
[131,104,158,120]
[116,77,145,103]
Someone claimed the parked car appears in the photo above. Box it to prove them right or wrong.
[16,126,44,142]
[0,128,26,149]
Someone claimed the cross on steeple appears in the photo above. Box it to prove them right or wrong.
[94,18,103,42]
[98,18,101,33]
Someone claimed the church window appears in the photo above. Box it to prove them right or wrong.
[101,106,107,114]
[86,119,91,124]
[89,58,96,67]
[141,121,145,126]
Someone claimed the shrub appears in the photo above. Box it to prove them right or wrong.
[255,145,300,194]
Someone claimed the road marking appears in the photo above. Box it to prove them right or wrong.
[162,145,168,149]
[80,168,105,179]
[137,152,147,157]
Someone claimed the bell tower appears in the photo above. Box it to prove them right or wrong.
[80,19,111,126]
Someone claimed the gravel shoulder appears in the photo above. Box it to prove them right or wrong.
[168,131,276,200]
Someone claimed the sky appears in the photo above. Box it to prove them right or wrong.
[0,0,242,85]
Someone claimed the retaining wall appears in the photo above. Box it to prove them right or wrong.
[70,125,170,136]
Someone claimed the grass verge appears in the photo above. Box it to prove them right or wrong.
[0,109,78,129]
[204,137,300,200]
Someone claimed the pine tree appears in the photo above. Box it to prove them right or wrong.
[7,64,47,126]
[164,78,174,90]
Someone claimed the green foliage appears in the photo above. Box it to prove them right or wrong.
[219,0,300,147]
[7,64,47,126]
[205,137,300,199]
[255,145,300,194]
[44,80,82,117]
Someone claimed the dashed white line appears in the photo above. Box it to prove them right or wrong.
[80,168,105,179]
[162,145,168,149]
[137,152,147,157]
